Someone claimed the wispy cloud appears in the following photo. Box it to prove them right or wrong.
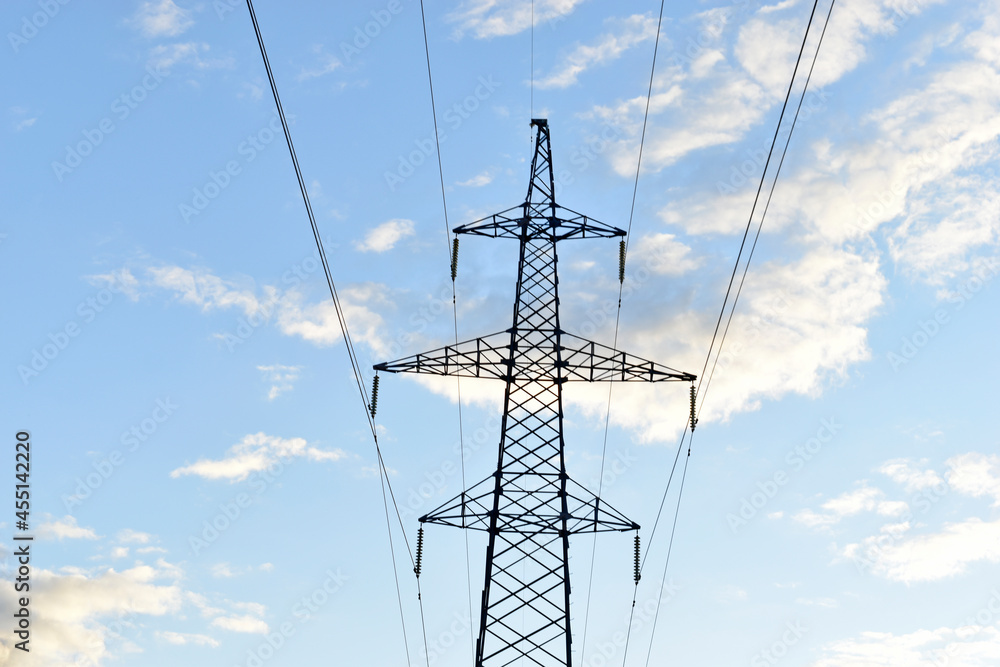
[148,42,234,72]
[354,218,416,253]
[156,631,220,647]
[879,459,943,493]
[211,614,269,634]
[170,432,348,482]
[37,515,98,540]
[128,0,194,38]
[842,516,1000,584]
[117,529,153,544]
[457,171,494,187]
[813,622,1000,666]
[947,452,1000,506]
[535,15,659,89]
[298,45,342,81]
[448,0,587,39]
[257,364,302,400]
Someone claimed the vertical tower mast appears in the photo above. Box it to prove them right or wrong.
[375,120,694,666]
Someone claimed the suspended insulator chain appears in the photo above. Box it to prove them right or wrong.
[633,533,641,583]
[689,383,698,432]
[370,374,380,419]
[414,526,424,577]
[618,239,626,283]
[451,237,459,281]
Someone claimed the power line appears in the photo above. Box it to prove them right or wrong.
[620,1,836,663]
[416,1,476,660]
[243,2,426,664]
[696,0,831,411]
[580,0,667,661]
[698,0,836,419]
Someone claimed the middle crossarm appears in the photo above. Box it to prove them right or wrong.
[373,331,695,383]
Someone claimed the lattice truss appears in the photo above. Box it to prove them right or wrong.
[374,120,694,667]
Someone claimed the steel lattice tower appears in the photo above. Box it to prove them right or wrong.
[375,119,695,667]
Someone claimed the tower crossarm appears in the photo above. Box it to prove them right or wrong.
[453,204,626,241]
[372,331,512,380]
[558,332,696,382]
[418,474,639,534]
[373,331,694,383]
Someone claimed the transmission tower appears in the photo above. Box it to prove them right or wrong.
[375,119,695,667]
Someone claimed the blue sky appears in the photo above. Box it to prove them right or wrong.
[2,0,1000,665]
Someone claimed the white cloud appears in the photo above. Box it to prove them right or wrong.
[298,45,341,81]
[110,547,129,559]
[796,597,839,608]
[117,529,153,544]
[794,485,885,527]
[257,364,302,400]
[211,563,238,578]
[0,535,267,662]
[535,15,659,89]
[148,265,269,315]
[141,263,395,359]
[128,0,193,38]
[595,0,945,176]
[170,432,348,482]
[947,453,1000,505]
[87,268,141,301]
[879,459,944,492]
[37,515,98,540]
[354,219,416,253]
[275,283,392,355]
[15,117,36,131]
[629,233,701,276]
[157,631,220,647]
[137,546,167,554]
[448,0,587,39]
[844,517,1000,584]
[458,171,495,187]
[812,623,1000,667]
[0,561,183,664]
[209,562,270,578]
[211,614,269,634]
[148,42,234,72]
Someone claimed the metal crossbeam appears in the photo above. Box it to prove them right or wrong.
[374,331,694,383]
[374,119,694,667]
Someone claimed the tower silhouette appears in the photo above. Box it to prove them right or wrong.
[375,119,694,666]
